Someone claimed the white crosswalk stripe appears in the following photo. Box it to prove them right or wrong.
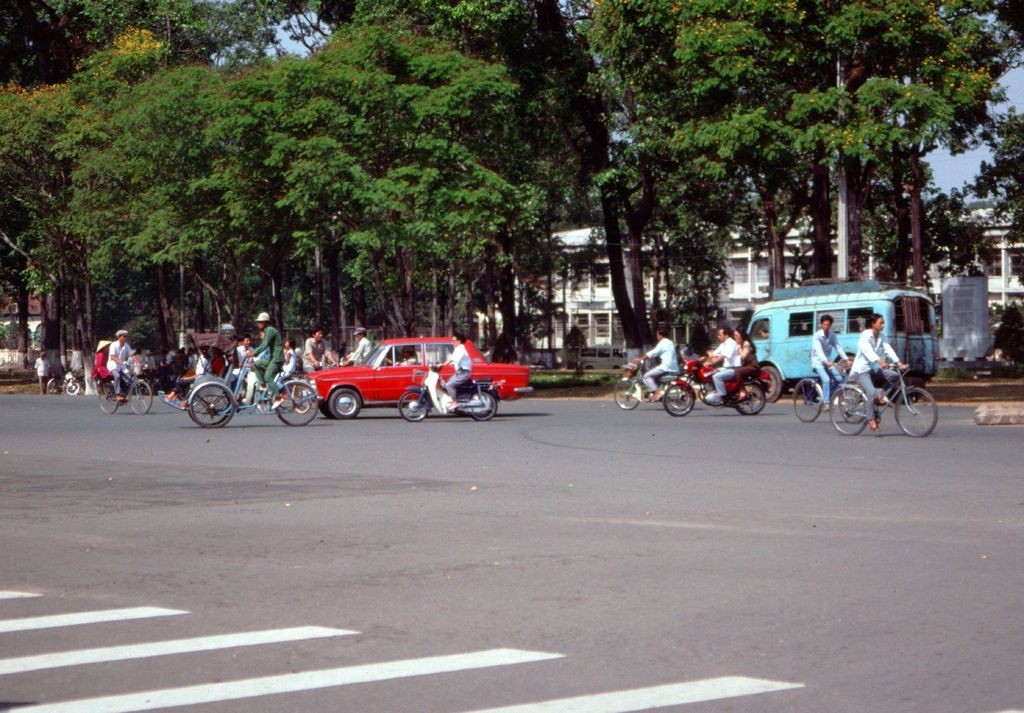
[0,626,357,675]
[461,677,805,712]
[14,648,565,713]
[0,590,818,712]
[0,607,187,633]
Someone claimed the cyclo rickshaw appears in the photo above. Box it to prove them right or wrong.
[161,332,317,428]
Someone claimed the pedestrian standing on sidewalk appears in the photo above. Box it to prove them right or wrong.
[35,349,48,395]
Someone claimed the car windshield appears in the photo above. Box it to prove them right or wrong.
[364,344,389,367]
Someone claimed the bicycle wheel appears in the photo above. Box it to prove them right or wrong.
[65,379,82,396]
[613,379,641,410]
[187,383,235,428]
[398,391,428,422]
[276,381,318,426]
[830,385,868,436]
[895,387,938,437]
[662,383,695,417]
[735,382,766,415]
[129,380,153,415]
[98,381,119,414]
[46,377,61,395]
[792,378,823,423]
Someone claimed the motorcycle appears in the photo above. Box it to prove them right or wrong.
[663,358,770,415]
[398,366,500,422]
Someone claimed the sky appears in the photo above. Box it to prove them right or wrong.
[929,66,1024,195]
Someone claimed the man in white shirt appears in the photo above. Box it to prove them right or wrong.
[850,313,905,432]
[635,325,680,401]
[811,314,850,404]
[342,326,372,366]
[704,325,741,404]
[107,329,136,402]
[303,327,338,373]
[444,331,473,409]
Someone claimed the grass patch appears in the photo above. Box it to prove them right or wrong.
[529,370,620,391]
[934,363,1024,380]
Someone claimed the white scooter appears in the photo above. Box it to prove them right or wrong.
[398,365,500,422]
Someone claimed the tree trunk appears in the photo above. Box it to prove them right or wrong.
[156,264,175,350]
[908,149,925,287]
[601,191,644,349]
[844,157,875,279]
[351,285,367,333]
[891,153,910,283]
[810,147,833,278]
[326,241,342,350]
[41,291,61,377]
[314,244,324,330]
[496,228,518,350]
[763,201,787,291]
[16,278,29,368]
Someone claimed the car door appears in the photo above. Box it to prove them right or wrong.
[371,343,425,402]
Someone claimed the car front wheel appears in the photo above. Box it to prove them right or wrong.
[327,387,362,419]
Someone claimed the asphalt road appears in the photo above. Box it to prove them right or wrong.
[1,395,1022,713]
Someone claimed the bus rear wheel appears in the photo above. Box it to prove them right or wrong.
[760,364,783,402]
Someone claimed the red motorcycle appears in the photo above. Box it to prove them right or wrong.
[662,359,769,415]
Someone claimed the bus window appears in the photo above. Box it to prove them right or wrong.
[896,296,931,334]
[750,317,770,341]
[818,311,847,334]
[847,307,874,333]
[789,312,814,337]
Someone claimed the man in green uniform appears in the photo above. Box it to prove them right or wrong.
[250,311,286,409]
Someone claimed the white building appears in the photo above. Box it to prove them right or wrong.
[545,222,1023,354]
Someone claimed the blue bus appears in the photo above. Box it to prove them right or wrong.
[747,280,938,401]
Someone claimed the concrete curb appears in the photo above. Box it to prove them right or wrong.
[974,402,1024,425]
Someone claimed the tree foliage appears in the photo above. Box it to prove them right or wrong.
[1,0,1022,366]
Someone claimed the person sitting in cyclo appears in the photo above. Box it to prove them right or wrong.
[276,338,298,388]
[633,325,678,402]
[849,313,906,433]
[249,312,286,410]
[811,313,850,406]
[107,329,138,403]
[164,347,211,405]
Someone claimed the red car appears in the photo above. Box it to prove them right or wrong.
[309,337,534,418]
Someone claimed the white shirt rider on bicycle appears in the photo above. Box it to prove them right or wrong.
[811,314,850,405]
[850,313,906,432]
[106,329,139,402]
[634,325,679,402]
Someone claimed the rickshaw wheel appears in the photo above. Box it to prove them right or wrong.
[277,381,318,427]
[188,383,235,428]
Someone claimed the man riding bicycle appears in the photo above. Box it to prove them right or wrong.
[811,314,850,406]
[107,329,140,403]
[249,312,286,410]
[850,313,906,433]
[633,325,679,402]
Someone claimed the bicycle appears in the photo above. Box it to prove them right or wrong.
[46,370,84,397]
[829,366,938,437]
[612,361,679,410]
[98,368,153,415]
[792,364,847,423]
